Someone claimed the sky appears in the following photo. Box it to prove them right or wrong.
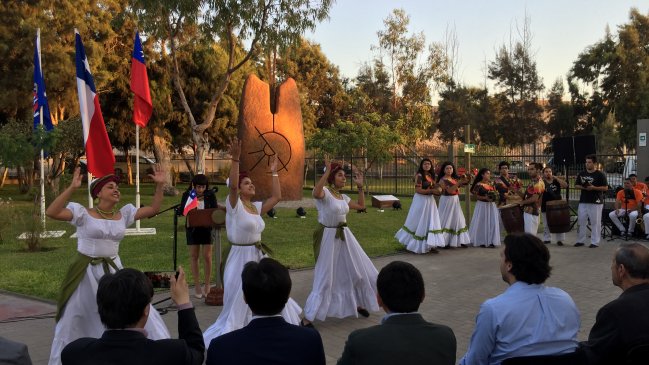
[305,0,649,95]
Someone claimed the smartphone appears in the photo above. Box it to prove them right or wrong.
[144,271,176,289]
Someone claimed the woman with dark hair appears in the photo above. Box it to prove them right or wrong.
[395,158,444,253]
[180,173,221,298]
[45,166,170,365]
[469,168,501,248]
[301,156,379,328]
[202,138,301,344]
[437,161,471,248]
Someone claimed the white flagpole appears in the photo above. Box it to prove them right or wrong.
[135,125,141,230]
[88,172,93,208]
[36,29,46,230]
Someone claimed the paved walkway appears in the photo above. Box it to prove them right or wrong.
[1,231,645,364]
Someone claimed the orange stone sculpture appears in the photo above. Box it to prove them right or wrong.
[238,75,305,201]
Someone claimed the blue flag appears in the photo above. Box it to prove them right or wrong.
[33,29,53,131]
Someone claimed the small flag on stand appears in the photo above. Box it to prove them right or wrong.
[183,189,198,216]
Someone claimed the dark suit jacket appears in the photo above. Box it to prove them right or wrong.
[581,283,649,365]
[61,308,204,365]
[337,313,456,365]
[206,316,325,365]
[0,336,32,365]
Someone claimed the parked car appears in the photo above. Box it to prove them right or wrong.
[66,155,156,182]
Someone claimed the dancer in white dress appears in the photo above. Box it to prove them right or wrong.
[45,166,170,365]
[301,157,379,328]
[437,161,472,248]
[203,138,301,345]
[395,158,444,253]
[468,168,501,248]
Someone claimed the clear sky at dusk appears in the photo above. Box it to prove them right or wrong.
[306,0,648,95]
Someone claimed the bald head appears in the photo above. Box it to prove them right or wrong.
[615,243,649,280]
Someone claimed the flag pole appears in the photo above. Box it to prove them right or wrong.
[135,124,141,231]
[36,28,46,230]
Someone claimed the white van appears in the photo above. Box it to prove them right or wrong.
[623,156,637,178]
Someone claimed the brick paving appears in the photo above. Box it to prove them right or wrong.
[1,231,644,364]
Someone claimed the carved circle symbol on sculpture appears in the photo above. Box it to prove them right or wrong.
[248,127,292,173]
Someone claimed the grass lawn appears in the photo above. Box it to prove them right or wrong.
[0,182,422,301]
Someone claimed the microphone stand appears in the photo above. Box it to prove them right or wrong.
[150,203,181,309]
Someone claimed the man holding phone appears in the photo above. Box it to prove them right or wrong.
[61,267,204,365]
[575,154,609,248]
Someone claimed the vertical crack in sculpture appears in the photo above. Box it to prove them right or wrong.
[238,75,305,201]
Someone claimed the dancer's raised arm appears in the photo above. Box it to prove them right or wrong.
[228,138,241,208]
[46,166,83,221]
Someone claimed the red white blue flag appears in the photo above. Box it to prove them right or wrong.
[33,28,53,131]
[75,30,115,178]
[130,31,152,127]
[183,189,198,216]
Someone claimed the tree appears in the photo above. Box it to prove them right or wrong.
[569,8,649,148]
[437,86,497,144]
[276,38,349,133]
[545,78,578,139]
[488,14,545,146]
[136,0,333,174]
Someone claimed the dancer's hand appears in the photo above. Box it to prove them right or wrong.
[323,154,332,174]
[70,166,83,189]
[148,164,166,185]
[352,167,364,188]
[270,155,278,174]
[229,137,241,161]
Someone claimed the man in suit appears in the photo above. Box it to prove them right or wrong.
[0,337,32,365]
[206,258,325,365]
[460,233,580,365]
[338,261,456,365]
[580,242,649,365]
[61,267,204,365]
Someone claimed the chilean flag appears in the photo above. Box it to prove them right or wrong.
[183,189,198,216]
[75,30,115,178]
[130,31,152,127]
[33,28,53,131]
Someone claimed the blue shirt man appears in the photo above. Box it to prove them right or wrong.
[460,233,580,365]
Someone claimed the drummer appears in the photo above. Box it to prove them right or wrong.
[541,166,568,246]
[494,161,521,207]
[517,162,545,235]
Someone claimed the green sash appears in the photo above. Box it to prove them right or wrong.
[230,241,273,257]
[55,252,118,322]
[312,222,347,261]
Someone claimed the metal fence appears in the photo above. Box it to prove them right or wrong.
[304,151,638,207]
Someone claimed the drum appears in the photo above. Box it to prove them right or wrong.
[545,200,571,233]
[498,204,524,234]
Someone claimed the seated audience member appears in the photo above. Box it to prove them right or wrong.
[61,267,204,365]
[206,258,325,365]
[0,336,32,365]
[338,261,456,365]
[580,243,649,365]
[608,179,643,237]
[460,233,580,365]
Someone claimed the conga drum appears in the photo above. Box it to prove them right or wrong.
[498,204,524,234]
[545,200,571,233]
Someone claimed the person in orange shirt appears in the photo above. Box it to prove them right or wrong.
[608,179,644,237]
[628,174,648,208]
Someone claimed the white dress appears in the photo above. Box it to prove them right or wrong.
[468,187,501,247]
[202,197,302,345]
[437,179,471,247]
[303,187,379,321]
[395,190,445,253]
[48,202,170,365]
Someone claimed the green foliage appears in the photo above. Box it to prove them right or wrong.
[277,38,349,132]
[306,117,401,170]
[569,8,649,148]
[487,17,545,146]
